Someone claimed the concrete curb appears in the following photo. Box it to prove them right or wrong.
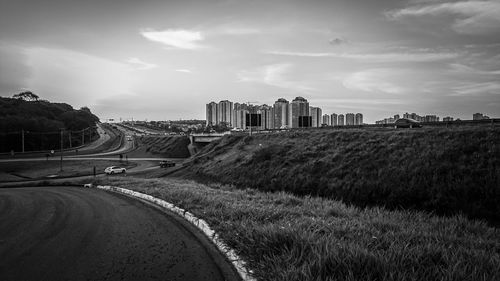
[84,184,255,281]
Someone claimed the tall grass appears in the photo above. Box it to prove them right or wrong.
[85,177,500,281]
[181,125,500,224]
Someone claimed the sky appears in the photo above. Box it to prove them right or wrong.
[0,0,499,123]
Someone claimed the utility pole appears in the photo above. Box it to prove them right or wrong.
[60,129,63,172]
[21,129,25,153]
[68,131,72,148]
[81,128,85,145]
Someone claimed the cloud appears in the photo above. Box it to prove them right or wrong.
[386,0,500,34]
[265,50,459,62]
[342,69,407,94]
[218,27,261,35]
[140,29,205,49]
[449,63,500,75]
[175,69,192,73]
[126,57,157,70]
[450,81,500,96]
[237,63,315,91]
[328,38,347,46]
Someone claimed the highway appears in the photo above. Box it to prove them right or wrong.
[0,186,240,281]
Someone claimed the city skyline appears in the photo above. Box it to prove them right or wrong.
[206,97,365,129]
[1,0,499,123]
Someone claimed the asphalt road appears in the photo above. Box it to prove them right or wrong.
[0,186,240,281]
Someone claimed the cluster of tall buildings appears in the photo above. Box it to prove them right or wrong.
[473,113,490,120]
[375,113,441,124]
[206,97,364,129]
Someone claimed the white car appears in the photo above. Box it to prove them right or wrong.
[104,166,126,174]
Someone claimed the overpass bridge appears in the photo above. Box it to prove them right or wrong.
[189,133,230,144]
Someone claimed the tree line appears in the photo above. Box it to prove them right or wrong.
[0,92,100,153]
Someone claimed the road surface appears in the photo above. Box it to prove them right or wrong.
[0,186,240,281]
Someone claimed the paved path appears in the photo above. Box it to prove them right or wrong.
[0,186,240,281]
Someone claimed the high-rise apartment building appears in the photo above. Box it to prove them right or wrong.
[257,105,274,130]
[338,114,345,126]
[217,100,233,127]
[322,114,330,126]
[206,102,218,126]
[273,98,289,129]
[233,103,249,129]
[345,113,355,126]
[473,113,490,120]
[331,113,338,126]
[355,113,363,125]
[289,96,310,128]
[310,106,322,127]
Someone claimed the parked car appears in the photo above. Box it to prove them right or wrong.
[159,160,175,168]
[104,166,126,174]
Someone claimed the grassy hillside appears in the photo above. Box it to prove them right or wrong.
[179,125,500,224]
[136,135,190,158]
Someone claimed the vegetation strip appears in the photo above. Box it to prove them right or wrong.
[86,183,255,281]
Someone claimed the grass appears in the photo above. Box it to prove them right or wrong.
[178,125,500,224]
[0,159,136,181]
[76,176,500,281]
[128,135,190,158]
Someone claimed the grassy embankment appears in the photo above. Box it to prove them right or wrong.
[133,135,190,158]
[177,125,500,224]
[77,176,500,281]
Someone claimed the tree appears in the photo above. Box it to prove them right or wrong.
[13,91,39,101]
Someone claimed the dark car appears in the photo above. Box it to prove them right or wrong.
[394,118,422,128]
[160,160,175,168]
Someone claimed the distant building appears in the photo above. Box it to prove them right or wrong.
[331,113,338,126]
[310,106,322,127]
[443,116,453,122]
[289,96,310,128]
[473,113,490,120]
[338,114,345,126]
[424,115,439,122]
[257,105,274,130]
[394,114,400,121]
[273,98,289,129]
[218,100,233,127]
[345,113,355,126]
[233,103,248,129]
[322,114,331,126]
[355,113,363,125]
[206,101,218,126]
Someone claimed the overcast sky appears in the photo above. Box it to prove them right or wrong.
[1,0,499,122]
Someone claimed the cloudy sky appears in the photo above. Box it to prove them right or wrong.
[1,0,499,122]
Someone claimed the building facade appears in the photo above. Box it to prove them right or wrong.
[273,98,289,129]
[217,100,233,127]
[345,113,355,126]
[338,114,345,126]
[310,106,322,127]
[206,102,218,126]
[355,113,363,125]
[322,114,330,126]
[331,113,337,126]
[289,96,310,128]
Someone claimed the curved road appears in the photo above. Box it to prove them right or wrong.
[0,186,240,281]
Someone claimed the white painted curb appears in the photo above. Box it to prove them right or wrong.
[84,184,255,281]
